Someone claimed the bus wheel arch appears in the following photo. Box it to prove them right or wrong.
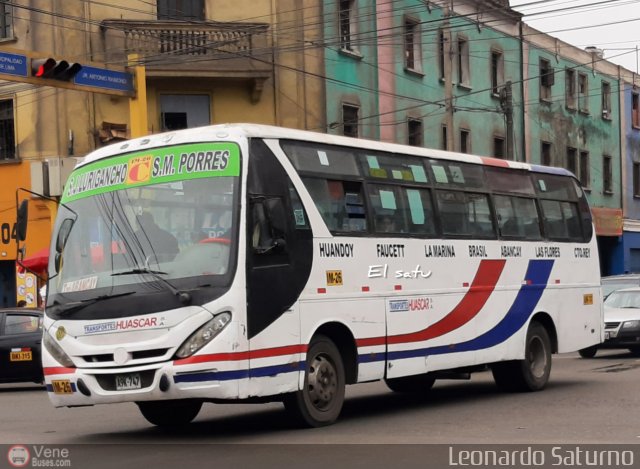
[529,312,558,354]
[313,322,358,385]
[491,317,553,392]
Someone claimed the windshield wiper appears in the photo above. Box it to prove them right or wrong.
[112,268,192,305]
[52,291,135,317]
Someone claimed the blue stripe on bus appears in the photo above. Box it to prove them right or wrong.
[529,164,572,177]
[173,362,305,383]
[378,259,554,361]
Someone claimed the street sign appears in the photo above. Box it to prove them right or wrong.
[74,66,134,93]
[0,51,28,77]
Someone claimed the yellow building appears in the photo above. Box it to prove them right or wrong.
[0,0,324,306]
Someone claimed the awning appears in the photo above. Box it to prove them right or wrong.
[21,247,50,274]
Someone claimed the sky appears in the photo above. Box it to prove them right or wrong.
[509,0,640,73]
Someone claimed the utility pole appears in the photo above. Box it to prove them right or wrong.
[500,81,514,161]
[443,2,455,152]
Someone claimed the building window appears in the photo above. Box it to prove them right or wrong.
[602,81,611,119]
[460,129,470,153]
[493,136,505,158]
[632,92,640,128]
[539,58,554,101]
[0,99,15,161]
[0,1,13,39]
[438,29,445,80]
[578,73,589,113]
[541,141,552,166]
[157,0,204,20]
[160,94,210,131]
[408,118,422,146]
[342,104,359,137]
[457,36,470,87]
[634,163,640,197]
[565,69,576,109]
[441,124,448,150]
[566,147,577,175]
[603,155,613,194]
[579,151,590,188]
[491,50,503,96]
[404,18,421,72]
[339,0,357,52]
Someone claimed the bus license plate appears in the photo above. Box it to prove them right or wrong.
[115,373,142,391]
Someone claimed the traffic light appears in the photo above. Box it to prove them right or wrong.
[31,58,82,82]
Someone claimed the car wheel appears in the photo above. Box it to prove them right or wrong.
[578,346,598,358]
[628,346,640,357]
[492,321,552,392]
[283,335,345,427]
[137,400,202,426]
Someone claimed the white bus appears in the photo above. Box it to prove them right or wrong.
[27,124,602,427]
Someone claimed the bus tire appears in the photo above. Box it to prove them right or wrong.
[578,346,598,358]
[136,400,202,426]
[491,322,552,392]
[283,335,345,427]
[385,374,436,393]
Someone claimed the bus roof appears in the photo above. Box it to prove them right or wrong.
[79,123,574,178]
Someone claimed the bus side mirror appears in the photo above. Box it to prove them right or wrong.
[56,219,74,253]
[16,200,28,241]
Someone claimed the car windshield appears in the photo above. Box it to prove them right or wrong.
[47,142,240,307]
[604,290,640,309]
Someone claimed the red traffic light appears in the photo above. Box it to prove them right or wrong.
[32,58,56,77]
[31,58,82,81]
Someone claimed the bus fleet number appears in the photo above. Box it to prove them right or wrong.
[0,223,17,245]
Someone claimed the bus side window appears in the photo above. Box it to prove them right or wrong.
[303,177,366,233]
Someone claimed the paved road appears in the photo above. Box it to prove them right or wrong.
[1,350,639,446]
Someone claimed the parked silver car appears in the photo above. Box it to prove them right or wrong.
[579,287,640,358]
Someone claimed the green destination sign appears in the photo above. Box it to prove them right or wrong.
[62,142,241,203]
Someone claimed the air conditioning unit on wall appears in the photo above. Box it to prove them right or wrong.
[30,157,82,197]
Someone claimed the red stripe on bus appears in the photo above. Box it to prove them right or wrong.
[356,259,506,348]
[174,344,308,366]
[480,157,510,168]
[44,367,76,375]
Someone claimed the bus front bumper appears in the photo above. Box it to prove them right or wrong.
[44,362,240,407]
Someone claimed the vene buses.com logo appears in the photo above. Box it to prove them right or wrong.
[7,445,30,467]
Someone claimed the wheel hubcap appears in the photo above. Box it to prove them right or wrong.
[307,354,337,410]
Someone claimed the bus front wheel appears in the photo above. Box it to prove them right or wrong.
[492,321,552,392]
[136,400,202,426]
[283,335,345,427]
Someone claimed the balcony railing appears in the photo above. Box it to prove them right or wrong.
[100,20,272,76]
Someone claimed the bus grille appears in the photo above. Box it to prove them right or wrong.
[81,348,169,364]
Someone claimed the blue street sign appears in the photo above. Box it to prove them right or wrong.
[0,52,28,77]
[74,66,134,93]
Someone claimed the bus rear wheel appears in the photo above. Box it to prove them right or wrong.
[492,321,552,392]
[283,335,345,427]
[137,400,202,426]
[385,373,436,393]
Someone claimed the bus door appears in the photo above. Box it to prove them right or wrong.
[245,139,313,395]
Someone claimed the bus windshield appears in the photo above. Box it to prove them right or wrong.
[47,142,240,312]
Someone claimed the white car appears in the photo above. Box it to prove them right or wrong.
[579,287,640,358]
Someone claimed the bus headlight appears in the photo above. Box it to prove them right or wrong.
[43,330,75,368]
[175,312,231,359]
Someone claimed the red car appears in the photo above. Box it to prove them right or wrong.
[0,308,44,384]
